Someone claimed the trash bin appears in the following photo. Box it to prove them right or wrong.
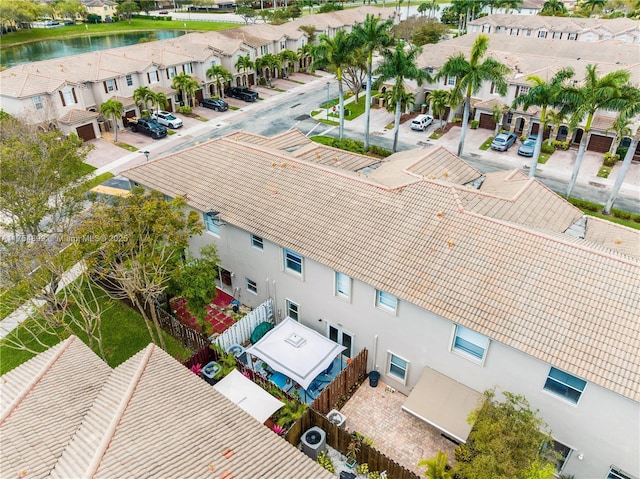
[421,102,427,113]
[369,371,380,388]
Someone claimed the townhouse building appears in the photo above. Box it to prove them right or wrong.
[416,32,640,156]
[123,130,640,479]
[468,14,640,43]
[0,6,389,140]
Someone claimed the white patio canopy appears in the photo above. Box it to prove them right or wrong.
[213,369,284,424]
[245,317,346,390]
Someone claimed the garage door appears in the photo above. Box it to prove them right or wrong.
[587,134,613,153]
[76,123,96,141]
[479,113,496,130]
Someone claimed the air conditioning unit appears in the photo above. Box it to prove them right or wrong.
[327,409,346,428]
[300,426,326,461]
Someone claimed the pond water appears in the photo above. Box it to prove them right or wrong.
[1,30,185,68]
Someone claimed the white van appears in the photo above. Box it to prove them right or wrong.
[411,114,434,131]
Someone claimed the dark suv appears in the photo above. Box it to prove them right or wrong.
[130,118,167,139]
[226,86,259,102]
[199,98,229,111]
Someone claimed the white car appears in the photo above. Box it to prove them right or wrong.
[151,111,183,128]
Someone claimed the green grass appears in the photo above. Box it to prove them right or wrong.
[429,130,444,140]
[317,119,339,126]
[479,137,494,150]
[597,166,611,178]
[229,106,240,111]
[0,283,191,375]
[538,152,551,164]
[567,198,640,229]
[78,162,97,175]
[82,172,115,191]
[0,18,238,47]
[115,141,138,152]
[310,110,320,117]
[196,116,209,122]
[167,130,176,135]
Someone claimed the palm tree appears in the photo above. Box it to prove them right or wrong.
[607,117,632,155]
[497,0,523,14]
[580,0,606,16]
[559,64,630,199]
[491,102,507,136]
[99,98,123,142]
[545,109,566,146]
[256,53,280,87]
[603,85,640,214]
[383,85,416,116]
[206,65,232,98]
[172,72,200,108]
[278,49,299,78]
[437,34,510,157]
[540,0,567,15]
[351,13,394,152]
[418,451,454,479]
[430,89,450,130]
[313,30,354,140]
[297,43,314,72]
[512,67,574,178]
[375,39,430,152]
[235,55,255,87]
[149,91,168,115]
[133,86,153,114]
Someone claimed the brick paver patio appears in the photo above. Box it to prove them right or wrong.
[340,378,458,477]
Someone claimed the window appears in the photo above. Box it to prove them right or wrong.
[446,75,456,86]
[32,96,43,110]
[328,323,354,358]
[261,45,268,55]
[126,74,133,86]
[387,352,408,383]
[525,29,531,36]
[251,234,264,250]
[104,79,116,92]
[203,212,220,235]
[167,66,176,79]
[544,367,586,403]
[284,249,303,275]
[210,60,217,67]
[286,299,299,321]
[552,31,561,39]
[607,467,636,479]
[453,325,489,361]
[147,70,159,84]
[376,290,398,314]
[246,278,257,294]
[183,63,192,74]
[59,88,77,106]
[538,30,548,38]
[280,40,286,50]
[568,33,577,40]
[335,271,351,300]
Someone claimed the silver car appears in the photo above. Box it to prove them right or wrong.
[518,135,538,157]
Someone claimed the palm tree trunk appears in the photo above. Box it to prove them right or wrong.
[566,131,589,199]
[338,79,345,140]
[393,100,402,152]
[364,63,373,151]
[458,95,471,157]
[529,131,543,178]
[603,135,638,214]
[113,117,119,142]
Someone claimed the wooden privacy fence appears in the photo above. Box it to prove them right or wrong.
[287,408,420,479]
[311,348,368,415]
[157,307,208,352]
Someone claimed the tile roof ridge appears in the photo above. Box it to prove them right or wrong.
[83,343,156,477]
[0,336,77,424]
[455,192,638,267]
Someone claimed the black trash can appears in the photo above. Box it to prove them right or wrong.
[369,371,380,387]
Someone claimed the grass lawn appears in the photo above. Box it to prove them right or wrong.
[0,19,238,47]
[115,141,138,152]
[0,283,191,375]
[597,166,611,178]
[479,137,493,150]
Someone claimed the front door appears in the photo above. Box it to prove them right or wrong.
[327,323,354,359]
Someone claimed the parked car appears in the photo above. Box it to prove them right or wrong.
[158,10,169,14]
[151,111,183,128]
[517,135,538,157]
[491,132,518,151]
[199,98,229,112]
[129,118,167,139]
[411,114,434,131]
[226,86,259,102]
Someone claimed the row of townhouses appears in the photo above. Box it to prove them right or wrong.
[2,11,638,155]
[123,129,640,479]
[415,26,640,157]
[0,6,391,140]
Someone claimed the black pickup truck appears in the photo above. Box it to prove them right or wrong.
[226,86,259,102]
[129,117,167,139]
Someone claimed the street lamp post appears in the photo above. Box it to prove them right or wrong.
[326,82,330,121]
[142,150,150,162]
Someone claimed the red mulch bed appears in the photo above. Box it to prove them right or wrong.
[171,288,236,335]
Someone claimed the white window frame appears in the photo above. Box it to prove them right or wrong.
[568,33,577,40]
[447,75,456,86]
[376,290,398,315]
[32,96,44,110]
[285,299,299,321]
[251,234,264,250]
[451,325,489,363]
[543,367,586,404]
[387,351,409,385]
[607,467,637,479]
[105,79,116,92]
[203,212,220,236]
[246,278,257,294]
[327,323,354,358]
[283,248,303,276]
[62,89,76,105]
[183,63,192,74]
[126,74,133,86]
[168,66,177,79]
[545,440,571,473]
[334,271,351,301]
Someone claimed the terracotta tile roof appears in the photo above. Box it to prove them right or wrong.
[123,134,640,402]
[58,109,99,125]
[585,216,640,258]
[0,337,111,479]
[469,14,640,36]
[1,337,332,479]
[402,146,481,185]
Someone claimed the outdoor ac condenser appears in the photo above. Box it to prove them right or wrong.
[300,426,326,461]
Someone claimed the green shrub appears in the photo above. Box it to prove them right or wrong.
[597,167,611,178]
[470,120,479,129]
[552,140,570,150]
[316,451,335,473]
[452,117,462,123]
[520,135,527,142]
[616,146,629,159]
[541,142,555,154]
[603,152,620,167]
[368,144,393,158]
[177,106,192,115]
